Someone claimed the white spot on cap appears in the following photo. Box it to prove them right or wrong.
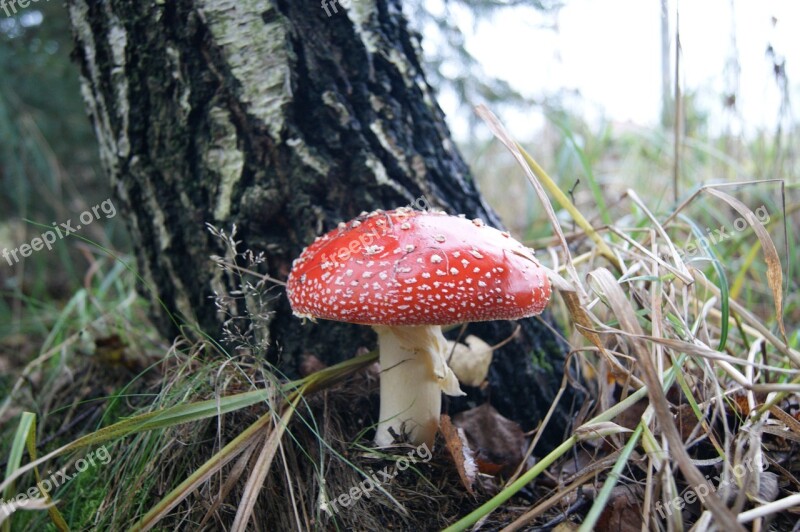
[431,254,443,264]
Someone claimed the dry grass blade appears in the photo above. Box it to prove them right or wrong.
[231,398,299,532]
[613,334,800,392]
[705,187,787,342]
[0,335,79,422]
[692,272,800,366]
[627,189,693,281]
[198,439,259,528]
[1,412,67,531]
[574,421,632,441]
[737,493,800,523]
[562,291,644,388]
[0,498,57,527]
[506,369,570,485]
[768,406,800,438]
[606,225,692,284]
[474,104,587,297]
[587,268,746,531]
[501,468,598,532]
[132,411,277,531]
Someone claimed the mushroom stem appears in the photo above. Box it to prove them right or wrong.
[373,325,464,447]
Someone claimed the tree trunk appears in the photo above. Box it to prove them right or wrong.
[67,0,577,447]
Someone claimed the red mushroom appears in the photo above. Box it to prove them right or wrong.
[287,207,551,447]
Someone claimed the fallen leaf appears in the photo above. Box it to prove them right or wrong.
[447,335,493,387]
[453,403,527,477]
[596,485,644,532]
[440,414,476,495]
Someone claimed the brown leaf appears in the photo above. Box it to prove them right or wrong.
[453,403,527,477]
[769,405,800,438]
[440,414,476,495]
[675,403,702,441]
[562,289,644,388]
[596,485,644,532]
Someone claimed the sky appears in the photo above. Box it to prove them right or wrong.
[426,0,800,140]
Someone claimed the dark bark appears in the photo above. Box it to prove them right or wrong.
[67,0,578,449]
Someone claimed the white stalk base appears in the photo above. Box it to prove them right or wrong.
[373,325,464,448]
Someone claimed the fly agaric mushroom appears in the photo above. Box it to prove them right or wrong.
[286,207,550,447]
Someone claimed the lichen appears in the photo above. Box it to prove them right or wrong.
[69,1,119,178]
[204,106,244,221]
[196,0,292,140]
[346,0,379,53]
[107,19,130,158]
[364,154,409,198]
[369,119,410,175]
[286,137,330,178]
[165,46,192,119]
[321,90,352,127]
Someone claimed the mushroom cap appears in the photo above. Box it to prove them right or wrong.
[287,208,551,326]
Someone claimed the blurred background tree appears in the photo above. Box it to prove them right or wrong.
[0,1,119,302]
